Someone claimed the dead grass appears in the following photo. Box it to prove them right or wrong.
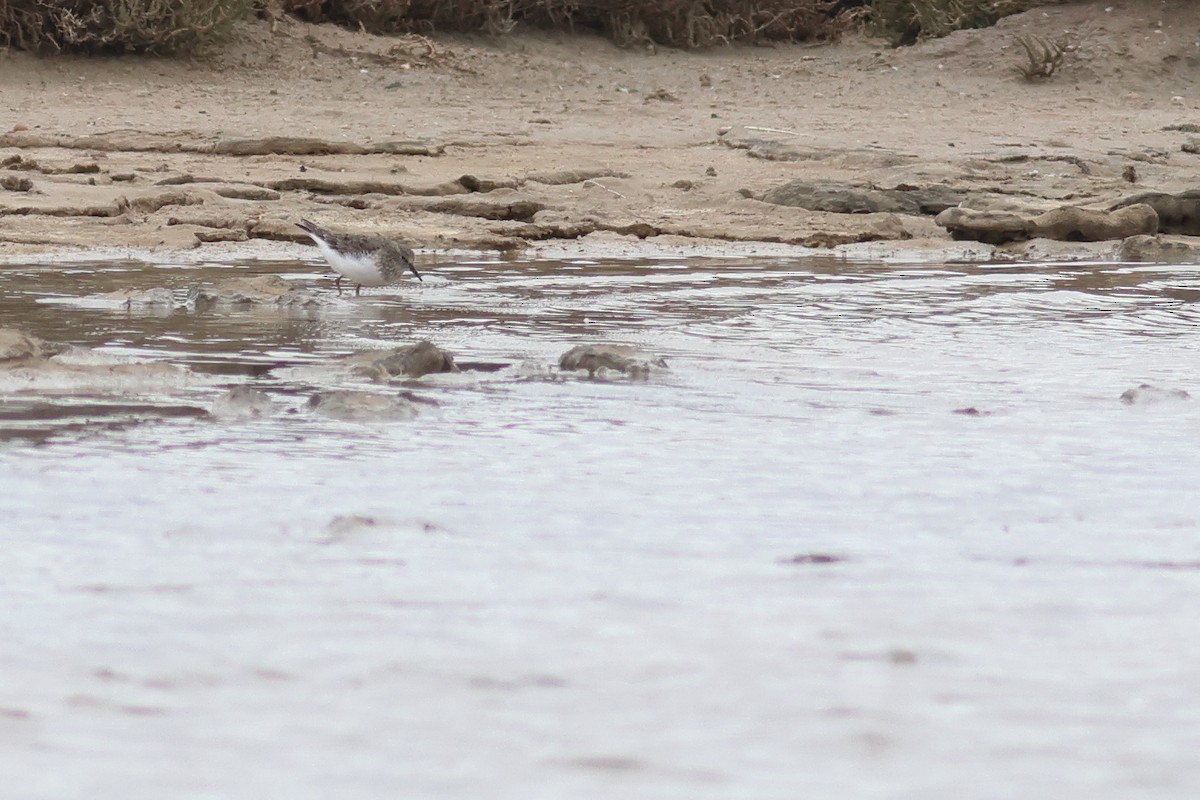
[1013,32,1067,80]
[870,0,1041,46]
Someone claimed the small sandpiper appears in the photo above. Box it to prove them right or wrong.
[295,218,422,296]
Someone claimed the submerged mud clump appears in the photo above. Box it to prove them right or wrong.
[187,275,331,308]
[61,276,337,311]
[307,390,420,422]
[347,341,459,381]
[0,328,61,363]
[80,287,179,309]
[210,386,276,419]
[778,553,848,565]
[1119,384,1191,405]
[558,344,668,379]
[0,327,186,393]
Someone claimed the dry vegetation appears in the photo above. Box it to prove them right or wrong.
[272,0,840,48]
[0,0,255,52]
[1013,32,1068,80]
[869,0,1041,45]
[0,0,1047,54]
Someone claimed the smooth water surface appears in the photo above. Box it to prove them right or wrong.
[2,254,1199,799]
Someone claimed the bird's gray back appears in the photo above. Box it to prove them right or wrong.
[322,230,389,255]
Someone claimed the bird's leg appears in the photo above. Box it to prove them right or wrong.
[335,275,343,295]
[355,284,362,297]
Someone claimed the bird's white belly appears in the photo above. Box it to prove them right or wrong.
[315,240,386,285]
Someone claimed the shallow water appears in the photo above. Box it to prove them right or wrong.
[2,254,1200,799]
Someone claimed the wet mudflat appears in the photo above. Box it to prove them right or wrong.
[2,253,1200,799]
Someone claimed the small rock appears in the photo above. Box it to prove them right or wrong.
[125,188,199,214]
[458,174,520,192]
[196,229,250,243]
[1120,384,1190,405]
[1111,190,1200,236]
[424,195,544,222]
[166,211,251,230]
[0,175,33,192]
[154,173,198,186]
[1116,234,1199,263]
[1028,204,1158,242]
[558,344,668,378]
[211,184,282,201]
[935,207,1031,244]
[644,88,679,103]
[0,328,48,363]
[61,163,100,175]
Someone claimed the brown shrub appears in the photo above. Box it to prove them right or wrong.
[276,0,839,47]
[0,0,1048,54]
[0,0,256,53]
[869,0,1040,46]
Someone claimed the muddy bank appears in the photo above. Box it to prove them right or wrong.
[2,1,1200,261]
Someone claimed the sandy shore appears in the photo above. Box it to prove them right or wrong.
[1,0,1198,261]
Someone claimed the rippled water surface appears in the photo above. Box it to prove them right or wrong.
[2,254,1200,799]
